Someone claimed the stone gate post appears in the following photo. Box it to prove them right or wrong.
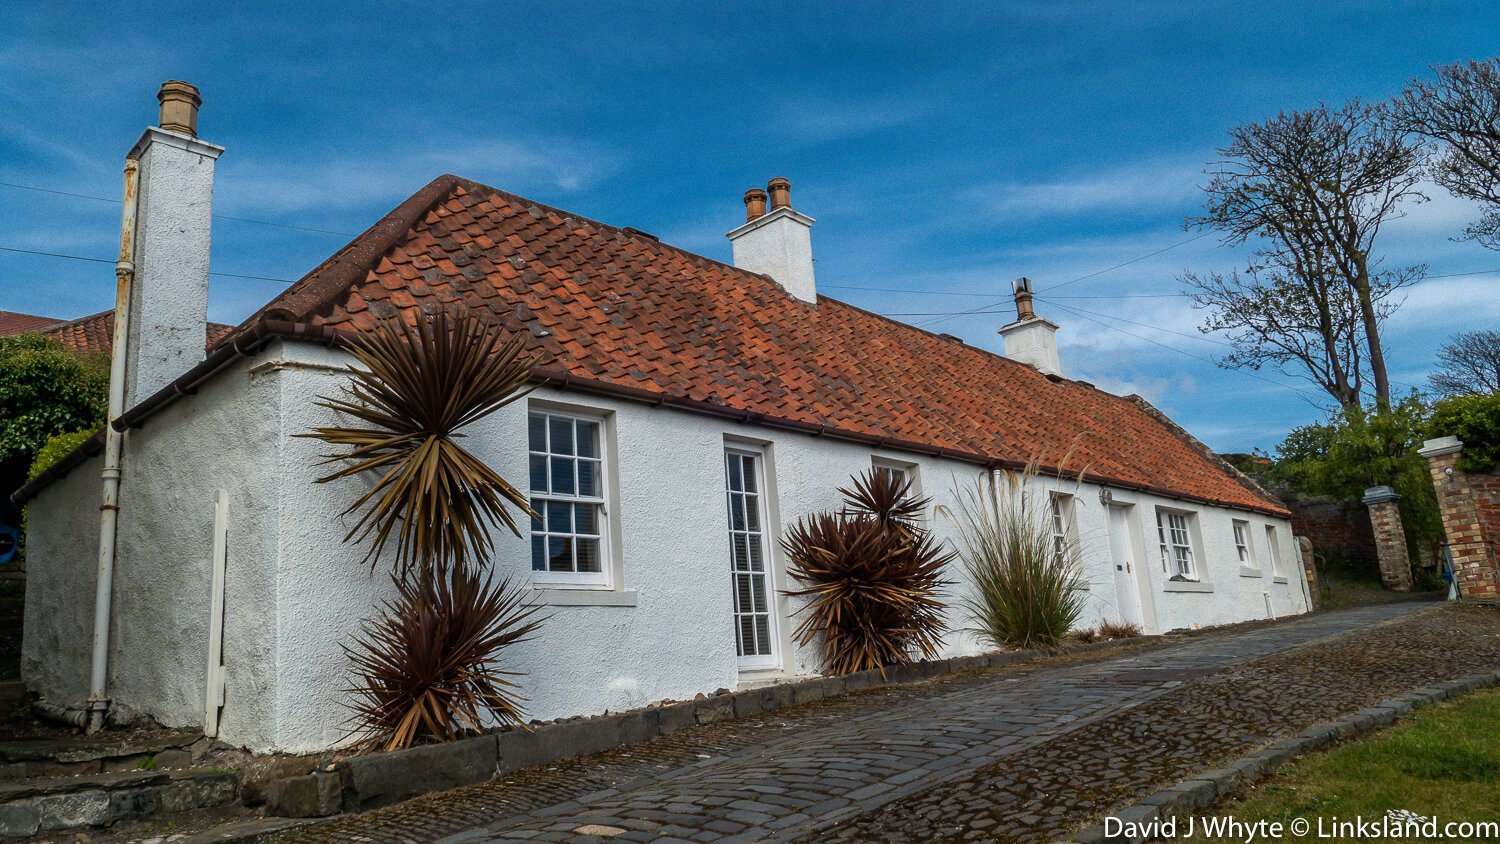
[1362,486,1412,591]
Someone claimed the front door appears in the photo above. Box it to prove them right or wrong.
[1107,505,1146,630]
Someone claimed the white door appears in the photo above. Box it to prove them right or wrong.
[725,447,778,670]
[1108,505,1146,629]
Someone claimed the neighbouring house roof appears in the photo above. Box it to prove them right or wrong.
[0,310,64,336]
[16,174,1284,516]
[37,310,233,356]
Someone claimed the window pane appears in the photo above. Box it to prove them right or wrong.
[741,455,757,493]
[530,512,543,533]
[531,536,545,571]
[575,537,600,573]
[575,503,598,535]
[736,573,753,614]
[576,420,599,458]
[729,493,746,531]
[750,575,767,612]
[550,417,574,455]
[548,536,572,572]
[528,413,546,451]
[732,535,749,570]
[578,460,598,497]
[738,615,755,657]
[745,495,760,531]
[746,535,762,570]
[551,457,575,495]
[727,454,743,492]
[529,455,549,493]
[754,616,771,654]
[547,500,573,533]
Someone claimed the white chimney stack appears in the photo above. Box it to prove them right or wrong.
[124,80,222,404]
[998,277,1062,376]
[726,177,817,303]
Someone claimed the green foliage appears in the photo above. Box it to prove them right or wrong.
[0,334,108,467]
[1268,394,1443,554]
[943,465,1087,650]
[28,428,96,481]
[1427,393,1500,473]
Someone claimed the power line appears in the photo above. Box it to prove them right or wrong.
[826,284,1187,300]
[0,180,355,237]
[0,244,299,284]
[1044,299,1329,401]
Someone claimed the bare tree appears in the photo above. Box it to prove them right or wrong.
[1429,329,1500,396]
[1186,101,1427,408]
[1398,59,1500,249]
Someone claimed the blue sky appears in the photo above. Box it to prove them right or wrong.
[2,1,1497,452]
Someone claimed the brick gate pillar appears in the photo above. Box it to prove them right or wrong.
[1296,536,1320,609]
[1419,436,1500,601]
[1362,486,1412,591]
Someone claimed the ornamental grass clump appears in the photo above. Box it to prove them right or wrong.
[304,309,544,751]
[946,465,1087,650]
[782,469,954,675]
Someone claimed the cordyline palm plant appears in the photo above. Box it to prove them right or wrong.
[303,309,537,584]
[303,309,544,751]
[782,469,954,675]
[943,462,1087,650]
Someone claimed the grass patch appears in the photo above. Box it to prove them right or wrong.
[1185,689,1500,842]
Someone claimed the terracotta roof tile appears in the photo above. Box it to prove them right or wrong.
[0,310,64,336]
[39,310,234,356]
[251,175,1283,515]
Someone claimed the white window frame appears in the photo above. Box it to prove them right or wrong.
[528,408,611,589]
[1265,524,1285,577]
[1049,492,1076,562]
[1156,509,1199,582]
[1232,519,1256,567]
[726,443,780,671]
[872,457,916,490]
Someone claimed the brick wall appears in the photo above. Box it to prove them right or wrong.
[1286,494,1378,566]
[1421,437,1500,601]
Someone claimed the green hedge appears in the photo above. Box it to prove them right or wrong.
[1428,394,1500,474]
[28,428,97,481]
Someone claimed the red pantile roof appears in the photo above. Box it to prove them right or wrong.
[247,175,1282,515]
[39,310,233,356]
[0,310,63,336]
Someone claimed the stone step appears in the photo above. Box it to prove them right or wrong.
[0,767,237,838]
[0,730,201,780]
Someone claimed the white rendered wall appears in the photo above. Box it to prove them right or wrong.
[24,335,1310,753]
[726,208,817,303]
[23,345,284,749]
[999,318,1062,377]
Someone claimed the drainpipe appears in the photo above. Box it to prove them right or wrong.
[87,158,140,733]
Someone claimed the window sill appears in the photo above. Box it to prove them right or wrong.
[1272,576,1289,584]
[1239,566,1263,578]
[1163,581,1215,593]
[527,588,637,607]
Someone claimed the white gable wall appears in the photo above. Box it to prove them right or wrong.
[24,337,1310,754]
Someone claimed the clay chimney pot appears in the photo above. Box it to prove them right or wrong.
[744,188,768,222]
[767,177,792,210]
[157,80,202,137]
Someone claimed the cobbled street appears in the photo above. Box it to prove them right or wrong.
[284,600,1500,843]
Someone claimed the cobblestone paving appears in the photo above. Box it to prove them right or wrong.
[283,601,1500,844]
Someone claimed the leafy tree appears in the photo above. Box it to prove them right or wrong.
[1427,393,1500,473]
[0,334,108,511]
[1185,101,1427,409]
[1268,394,1442,557]
[1428,329,1500,397]
[1398,58,1500,249]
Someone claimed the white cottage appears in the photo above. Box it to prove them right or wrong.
[17,85,1311,754]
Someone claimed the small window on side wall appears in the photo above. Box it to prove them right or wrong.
[1265,525,1284,577]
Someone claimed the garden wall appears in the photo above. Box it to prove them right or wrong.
[1284,493,1377,566]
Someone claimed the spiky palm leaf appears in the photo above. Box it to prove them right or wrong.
[301,309,537,581]
[346,568,544,751]
[782,469,954,675]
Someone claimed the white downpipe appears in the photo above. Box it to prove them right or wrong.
[204,490,229,738]
[87,158,140,733]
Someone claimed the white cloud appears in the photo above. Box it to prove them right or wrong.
[970,157,1205,220]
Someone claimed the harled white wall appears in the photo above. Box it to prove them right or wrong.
[24,336,1310,754]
